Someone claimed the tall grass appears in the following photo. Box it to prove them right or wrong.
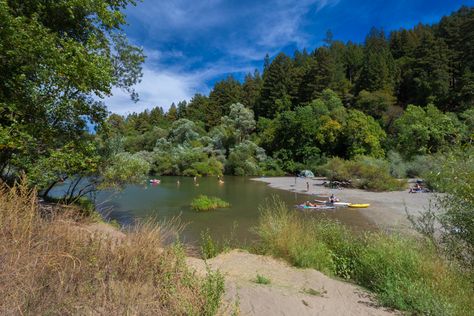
[0,179,224,315]
[254,198,474,315]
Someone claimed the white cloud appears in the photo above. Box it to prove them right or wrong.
[105,59,254,115]
[105,67,198,115]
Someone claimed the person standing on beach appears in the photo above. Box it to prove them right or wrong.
[306,182,309,191]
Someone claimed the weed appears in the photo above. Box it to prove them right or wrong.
[254,274,271,285]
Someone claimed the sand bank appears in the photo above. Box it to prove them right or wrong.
[252,177,435,233]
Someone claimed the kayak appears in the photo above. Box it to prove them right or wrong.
[296,204,336,210]
[313,200,350,207]
[333,202,351,207]
[348,203,370,208]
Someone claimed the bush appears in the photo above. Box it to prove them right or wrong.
[387,150,407,178]
[254,198,474,315]
[405,154,440,178]
[420,147,474,270]
[320,156,406,191]
[191,195,230,212]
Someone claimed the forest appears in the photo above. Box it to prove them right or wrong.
[104,6,474,180]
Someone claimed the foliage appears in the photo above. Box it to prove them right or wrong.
[394,104,463,158]
[0,0,144,182]
[102,152,150,188]
[254,274,271,285]
[386,150,407,178]
[191,195,230,212]
[320,156,406,191]
[343,110,386,158]
[421,147,474,269]
[226,141,267,176]
[254,198,474,315]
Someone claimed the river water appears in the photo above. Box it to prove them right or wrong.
[79,176,373,245]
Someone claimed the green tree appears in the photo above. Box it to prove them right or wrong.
[242,70,263,111]
[355,90,395,120]
[257,52,292,118]
[358,28,397,93]
[343,109,386,158]
[0,0,144,181]
[208,76,243,127]
[393,104,462,158]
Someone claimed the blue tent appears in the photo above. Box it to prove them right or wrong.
[299,170,315,178]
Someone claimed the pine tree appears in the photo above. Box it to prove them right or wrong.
[257,52,292,118]
[242,70,263,111]
[357,28,397,93]
[208,75,243,125]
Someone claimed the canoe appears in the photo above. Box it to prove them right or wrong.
[348,203,370,208]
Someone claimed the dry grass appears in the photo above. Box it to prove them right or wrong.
[0,178,224,315]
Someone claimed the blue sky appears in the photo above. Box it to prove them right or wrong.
[105,0,474,114]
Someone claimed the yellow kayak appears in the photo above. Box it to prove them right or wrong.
[348,203,370,208]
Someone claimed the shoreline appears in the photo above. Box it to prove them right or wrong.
[252,176,434,233]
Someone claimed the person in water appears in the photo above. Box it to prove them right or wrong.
[329,194,339,203]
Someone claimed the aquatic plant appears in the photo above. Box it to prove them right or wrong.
[191,195,230,212]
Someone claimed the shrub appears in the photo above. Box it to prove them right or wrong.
[320,156,406,191]
[387,150,407,178]
[254,198,474,315]
[421,147,474,270]
[254,274,271,285]
[191,195,230,212]
[200,229,221,259]
[405,154,438,178]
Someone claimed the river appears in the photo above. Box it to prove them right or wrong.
[80,176,372,245]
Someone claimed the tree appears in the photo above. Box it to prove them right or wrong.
[166,103,178,121]
[343,110,386,158]
[355,90,395,120]
[242,70,263,111]
[186,94,210,124]
[208,76,243,127]
[393,104,462,158]
[257,52,292,118]
[357,28,397,93]
[222,103,256,142]
[0,0,144,182]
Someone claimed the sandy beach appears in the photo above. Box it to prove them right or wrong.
[252,177,435,233]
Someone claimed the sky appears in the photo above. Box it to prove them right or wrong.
[105,0,474,115]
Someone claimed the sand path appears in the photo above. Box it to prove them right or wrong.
[187,250,396,316]
[252,177,435,233]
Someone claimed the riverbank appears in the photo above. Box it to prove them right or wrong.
[187,250,395,315]
[252,177,434,233]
